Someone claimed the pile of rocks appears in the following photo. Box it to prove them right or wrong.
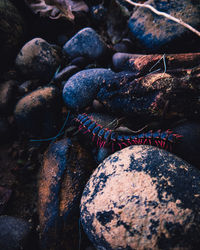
[0,0,200,249]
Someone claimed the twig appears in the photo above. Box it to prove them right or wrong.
[124,0,200,38]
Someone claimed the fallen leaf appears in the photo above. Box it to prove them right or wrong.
[25,0,88,21]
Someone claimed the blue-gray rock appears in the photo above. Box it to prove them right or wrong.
[62,68,116,110]
[0,215,31,250]
[112,52,139,71]
[128,0,200,52]
[15,38,61,81]
[62,27,108,60]
[14,86,62,137]
[81,145,200,249]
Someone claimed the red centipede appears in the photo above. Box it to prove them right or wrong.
[74,113,182,152]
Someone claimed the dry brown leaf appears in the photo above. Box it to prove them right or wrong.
[25,0,88,21]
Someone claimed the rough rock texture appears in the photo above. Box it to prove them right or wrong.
[128,0,200,52]
[38,138,95,250]
[62,27,108,60]
[15,38,61,81]
[62,68,117,110]
[0,215,31,250]
[81,145,200,250]
[14,86,61,137]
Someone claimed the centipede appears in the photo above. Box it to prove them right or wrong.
[74,113,183,152]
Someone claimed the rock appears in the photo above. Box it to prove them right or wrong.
[52,65,79,85]
[90,4,107,22]
[14,86,61,137]
[81,145,200,250]
[62,27,108,61]
[112,52,200,72]
[128,0,200,52]
[70,56,90,68]
[15,38,61,81]
[62,68,117,110]
[18,80,41,95]
[0,0,24,72]
[38,139,95,250]
[0,187,12,214]
[173,121,200,168]
[0,215,31,250]
[0,80,18,114]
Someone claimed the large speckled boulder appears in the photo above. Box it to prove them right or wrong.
[81,145,200,250]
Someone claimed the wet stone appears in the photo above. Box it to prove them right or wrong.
[81,145,200,250]
[52,65,79,84]
[0,215,31,250]
[62,68,116,110]
[15,38,61,81]
[128,0,200,52]
[62,27,108,61]
[14,86,61,137]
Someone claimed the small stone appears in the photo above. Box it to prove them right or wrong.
[112,52,139,71]
[62,27,108,61]
[81,145,200,249]
[0,80,18,114]
[128,0,200,52]
[14,86,61,137]
[52,65,79,84]
[15,38,61,81]
[0,215,31,250]
[70,56,90,68]
[18,80,41,95]
[62,68,116,110]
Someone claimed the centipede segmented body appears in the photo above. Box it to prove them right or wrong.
[74,113,182,152]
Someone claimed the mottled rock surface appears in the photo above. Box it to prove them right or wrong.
[62,68,116,110]
[81,145,200,250]
[15,38,61,81]
[128,0,200,52]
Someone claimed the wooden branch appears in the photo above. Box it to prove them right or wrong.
[124,0,200,38]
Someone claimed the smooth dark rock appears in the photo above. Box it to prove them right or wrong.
[128,0,200,52]
[112,52,139,71]
[0,215,31,250]
[81,145,200,249]
[70,56,90,68]
[62,68,116,110]
[173,121,200,168]
[62,27,108,61]
[14,86,61,137]
[15,38,61,81]
[0,80,18,114]
[52,65,79,84]
[38,139,95,250]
